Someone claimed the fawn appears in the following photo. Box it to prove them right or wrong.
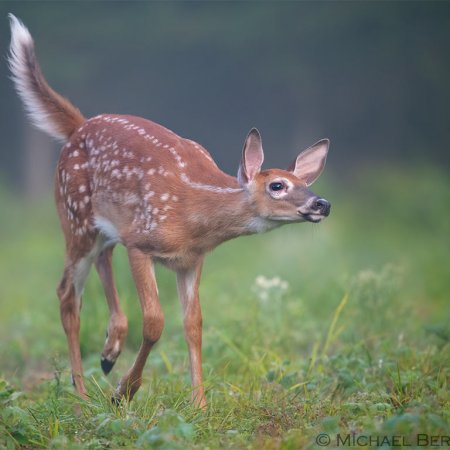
[9,14,331,408]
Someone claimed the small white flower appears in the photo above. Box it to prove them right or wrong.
[252,275,289,305]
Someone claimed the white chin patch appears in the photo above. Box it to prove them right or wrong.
[306,214,323,223]
[297,211,324,223]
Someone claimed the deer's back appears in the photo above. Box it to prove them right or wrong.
[55,114,239,261]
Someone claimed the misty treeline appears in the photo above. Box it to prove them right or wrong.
[0,2,449,196]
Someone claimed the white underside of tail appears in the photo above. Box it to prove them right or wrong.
[8,14,66,141]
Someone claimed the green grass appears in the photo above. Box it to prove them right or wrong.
[0,166,449,449]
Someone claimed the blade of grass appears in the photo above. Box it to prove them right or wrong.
[322,293,349,356]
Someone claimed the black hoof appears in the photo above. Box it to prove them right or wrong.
[111,395,122,406]
[101,357,115,375]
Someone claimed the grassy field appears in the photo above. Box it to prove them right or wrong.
[0,166,449,449]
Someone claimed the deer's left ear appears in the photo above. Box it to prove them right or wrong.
[288,139,329,186]
[238,128,264,185]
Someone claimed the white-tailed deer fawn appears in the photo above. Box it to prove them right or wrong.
[9,15,331,408]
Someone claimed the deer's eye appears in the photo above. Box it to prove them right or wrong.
[269,182,285,192]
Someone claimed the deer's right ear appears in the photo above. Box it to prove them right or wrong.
[238,128,264,186]
[288,139,329,186]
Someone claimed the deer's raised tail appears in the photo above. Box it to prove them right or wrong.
[8,14,85,141]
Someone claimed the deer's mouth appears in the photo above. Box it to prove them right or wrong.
[297,199,330,223]
[298,212,324,223]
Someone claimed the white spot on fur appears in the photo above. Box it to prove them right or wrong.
[180,173,243,193]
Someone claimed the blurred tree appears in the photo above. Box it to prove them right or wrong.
[0,2,449,194]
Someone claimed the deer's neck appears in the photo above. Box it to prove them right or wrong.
[184,181,279,250]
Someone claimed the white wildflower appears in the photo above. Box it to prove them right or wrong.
[252,275,289,305]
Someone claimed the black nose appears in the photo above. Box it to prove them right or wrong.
[313,198,331,216]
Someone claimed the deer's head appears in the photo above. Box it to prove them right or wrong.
[237,129,331,224]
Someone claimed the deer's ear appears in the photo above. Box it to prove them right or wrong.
[288,139,329,186]
[238,128,264,185]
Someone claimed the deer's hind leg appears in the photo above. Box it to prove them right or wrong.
[56,234,98,398]
[55,146,98,397]
[95,246,128,375]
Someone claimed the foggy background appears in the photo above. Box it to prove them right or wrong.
[0,2,449,198]
[0,4,449,438]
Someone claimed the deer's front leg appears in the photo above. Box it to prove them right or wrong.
[176,259,206,409]
[114,248,164,402]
